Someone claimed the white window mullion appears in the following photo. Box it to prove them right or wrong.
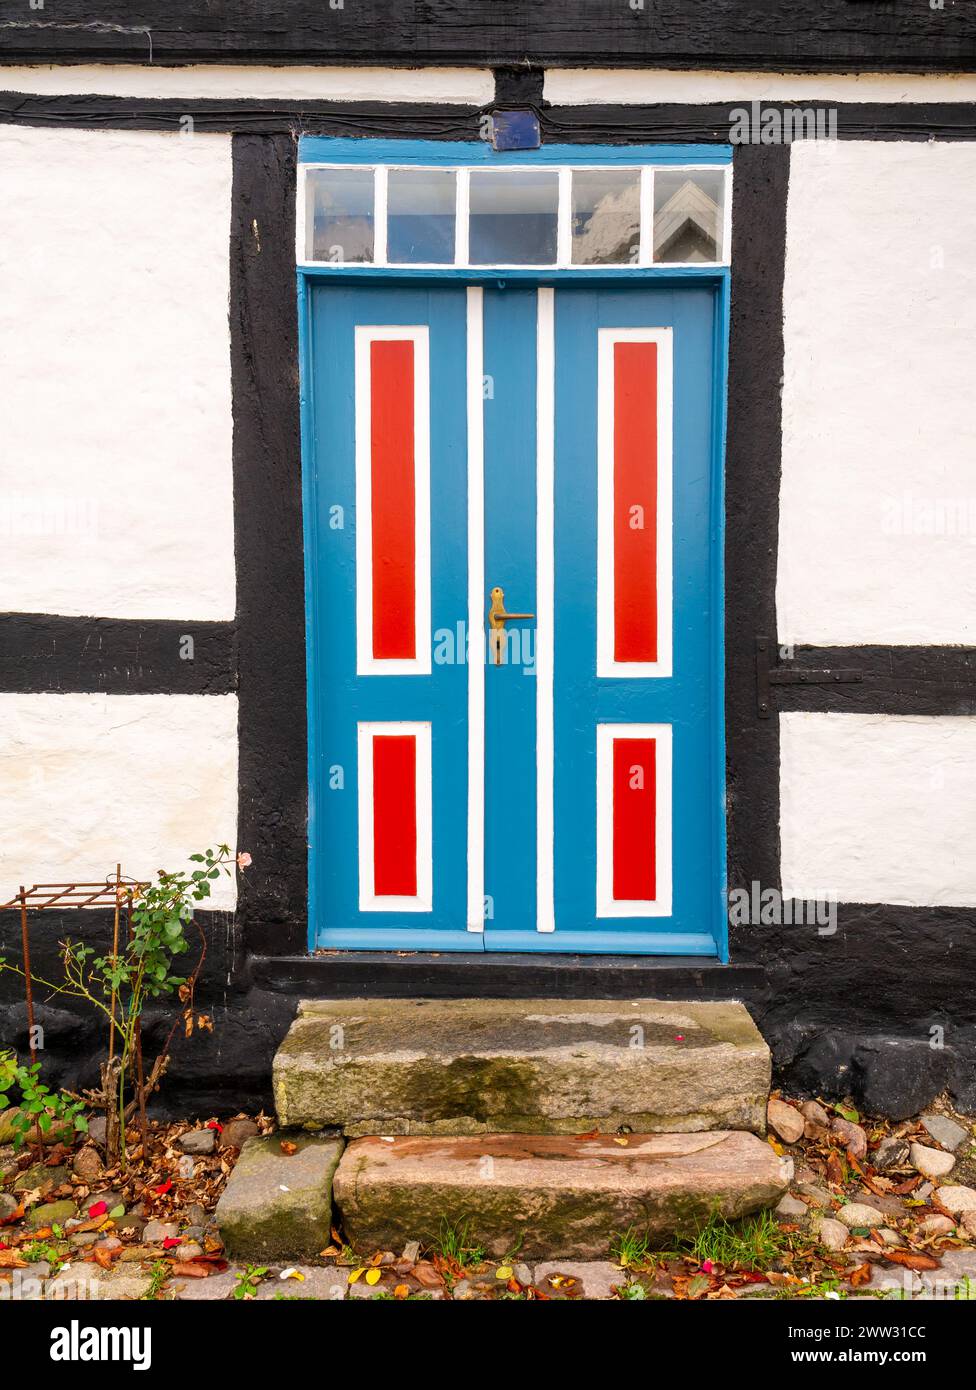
[721,165,733,264]
[456,167,470,266]
[373,165,388,266]
[556,166,572,267]
[639,166,654,267]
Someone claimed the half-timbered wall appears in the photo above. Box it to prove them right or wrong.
[1,52,975,1112]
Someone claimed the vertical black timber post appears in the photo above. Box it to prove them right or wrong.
[230,134,308,960]
[725,144,791,906]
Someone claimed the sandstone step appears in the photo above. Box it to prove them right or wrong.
[213,1133,344,1262]
[333,1130,792,1259]
[273,997,770,1136]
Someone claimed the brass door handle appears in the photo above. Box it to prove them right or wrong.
[487,586,535,665]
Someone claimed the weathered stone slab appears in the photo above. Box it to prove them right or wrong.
[274,998,770,1136]
[333,1130,791,1259]
[213,1134,343,1262]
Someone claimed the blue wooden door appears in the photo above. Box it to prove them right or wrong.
[306,282,473,948]
[304,278,725,954]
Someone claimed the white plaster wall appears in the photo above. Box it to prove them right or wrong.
[0,125,235,619]
[780,711,976,906]
[546,69,976,104]
[0,694,238,909]
[0,64,494,104]
[778,140,976,645]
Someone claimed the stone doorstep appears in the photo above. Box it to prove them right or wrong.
[213,1134,344,1263]
[332,1130,792,1261]
[273,997,771,1136]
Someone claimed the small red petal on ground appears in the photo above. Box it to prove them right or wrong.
[155,1181,172,1195]
[163,1238,182,1249]
[88,1202,108,1217]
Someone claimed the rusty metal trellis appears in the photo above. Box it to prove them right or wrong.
[0,866,149,1067]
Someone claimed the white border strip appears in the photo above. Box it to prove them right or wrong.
[536,288,556,933]
[354,325,431,675]
[465,288,485,933]
[358,721,433,913]
[596,327,673,679]
[544,68,976,105]
[0,64,495,103]
[596,723,673,918]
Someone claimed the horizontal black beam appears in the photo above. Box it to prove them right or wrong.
[3,95,976,142]
[0,613,236,694]
[766,644,976,715]
[0,1,973,71]
[0,94,487,136]
[249,950,765,1000]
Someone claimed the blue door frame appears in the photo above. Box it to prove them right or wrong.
[297,139,731,959]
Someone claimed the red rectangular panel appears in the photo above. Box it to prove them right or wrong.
[372,734,417,896]
[613,341,658,664]
[370,339,416,660]
[612,736,656,901]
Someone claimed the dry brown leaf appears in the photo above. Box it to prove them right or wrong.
[280,1140,298,1156]
[412,1261,445,1289]
[394,1283,410,1299]
[883,1250,940,1272]
[849,1263,873,1287]
[0,1251,27,1268]
[170,1260,214,1278]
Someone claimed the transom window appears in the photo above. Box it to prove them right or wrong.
[299,163,731,269]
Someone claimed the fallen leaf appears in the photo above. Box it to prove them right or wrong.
[849,1263,873,1287]
[88,1201,108,1218]
[767,1136,785,1156]
[162,1238,181,1249]
[365,1268,381,1286]
[92,1248,115,1270]
[0,1251,27,1268]
[883,1250,940,1272]
[826,1150,845,1186]
[280,1140,298,1156]
[394,1283,410,1299]
[412,1261,445,1289]
[0,1202,25,1226]
[280,1267,305,1281]
[890,1177,921,1196]
[496,1265,513,1280]
[613,1137,629,1147]
[348,1267,366,1284]
[170,1261,214,1278]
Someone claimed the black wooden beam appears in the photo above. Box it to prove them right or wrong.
[3,95,976,142]
[229,133,308,960]
[725,142,790,896]
[0,1,973,71]
[250,951,766,1000]
[765,644,976,715]
[0,614,235,694]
